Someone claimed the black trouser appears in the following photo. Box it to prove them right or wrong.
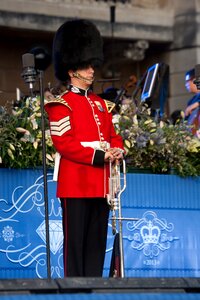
[61,197,110,277]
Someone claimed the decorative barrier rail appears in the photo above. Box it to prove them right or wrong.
[0,168,200,278]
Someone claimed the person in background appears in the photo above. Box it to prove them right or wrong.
[44,19,124,277]
[184,68,200,119]
[170,69,200,126]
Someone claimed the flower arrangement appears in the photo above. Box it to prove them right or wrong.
[0,95,200,177]
[114,102,200,177]
[0,96,55,169]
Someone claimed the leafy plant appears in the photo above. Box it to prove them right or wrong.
[0,96,55,169]
[1,96,200,177]
[114,102,200,176]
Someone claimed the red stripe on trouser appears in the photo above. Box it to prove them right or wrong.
[61,199,68,277]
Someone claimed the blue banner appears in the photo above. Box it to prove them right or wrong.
[0,169,200,278]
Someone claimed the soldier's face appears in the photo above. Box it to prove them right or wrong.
[69,66,95,88]
[78,66,95,81]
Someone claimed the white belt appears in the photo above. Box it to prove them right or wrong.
[81,141,110,151]
[53,152,61,181]
[53,141,110,181]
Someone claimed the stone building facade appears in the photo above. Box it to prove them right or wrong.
[0,0,200,115]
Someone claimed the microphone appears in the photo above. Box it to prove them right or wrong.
[194,64,200,89]
[73,72,94,84]
[21,53,37,92]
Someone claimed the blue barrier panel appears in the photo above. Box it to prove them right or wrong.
[104,173,200,277]
[0,169,200,278]
[2,294,200,300]
[0,168,63,279]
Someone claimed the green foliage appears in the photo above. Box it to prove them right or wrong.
[0,97,55,169]
[114,103,200,177]
[1,97,200,177]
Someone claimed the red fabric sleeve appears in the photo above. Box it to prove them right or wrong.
[45,102,98,165]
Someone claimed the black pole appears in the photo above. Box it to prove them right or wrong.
[110,5,116,82]
[39,70,51,279]
[21,53,51,278]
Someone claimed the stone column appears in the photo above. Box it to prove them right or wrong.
[168,0,200,113]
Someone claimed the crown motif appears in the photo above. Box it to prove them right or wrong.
[141,221,160,244]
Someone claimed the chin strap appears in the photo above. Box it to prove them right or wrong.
[73,72,94,84]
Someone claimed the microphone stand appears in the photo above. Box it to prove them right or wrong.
[38,70,51,279]
[21,53,51,278]
[110,5,116,83]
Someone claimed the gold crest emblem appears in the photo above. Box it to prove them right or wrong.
[95,101,104,112]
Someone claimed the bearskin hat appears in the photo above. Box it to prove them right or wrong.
[53,19,104,82]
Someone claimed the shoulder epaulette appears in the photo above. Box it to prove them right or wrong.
[59,89,69,98]
[44,91,72,110]
[104,99,116,113]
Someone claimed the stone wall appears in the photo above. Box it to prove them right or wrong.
[168,0,200,113]
[0,0,173,41]
[0,0,200,116]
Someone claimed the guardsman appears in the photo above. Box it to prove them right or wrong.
[45,19,124,277]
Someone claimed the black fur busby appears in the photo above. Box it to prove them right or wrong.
[53,19,104,82]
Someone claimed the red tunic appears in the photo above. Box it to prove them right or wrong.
[45,87,124,198]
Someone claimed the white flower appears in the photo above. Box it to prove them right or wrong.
[33,141,38,149]
[121,104,130,113]
[12,109,23,116]
[124,139,131,149]
[144,119,153,125]
[9,143,15,151]
[16,127,27,133]
[33,106,40,112]
[159,121,164,128]
[112,114,120,125]
[133,115,138,125]
[147,108,151,114]
[31,119,38,130]
[150,140,154,145]
[25,98,30,107]
[20,137,27,142]
[46,153,54,161]
[7,149,14,160]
